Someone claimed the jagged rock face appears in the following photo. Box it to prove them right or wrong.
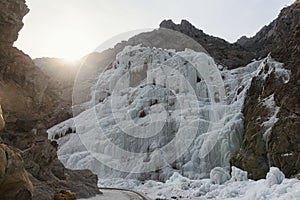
[159,19,255,69]
[0,0,28,47]
[230,58,290,179]
[237,1,300,63]
[0,1,70,132]
[0,47,66,132]
[271,9,300,176]
[0,0,100,199]
[231,1,300,179]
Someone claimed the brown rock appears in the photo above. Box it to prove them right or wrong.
[0,143,33,200]
[54,190,76,200]
[0,0,71,133]
[231,1,300,179]
[0,0,29,47]
[0,130,101,200]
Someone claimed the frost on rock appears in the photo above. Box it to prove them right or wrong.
[231,166,248,181]
[266,167,285,187]
[210,167,231,184]
[48,44,287,181]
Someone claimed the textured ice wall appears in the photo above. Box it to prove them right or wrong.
[48,45,288,181]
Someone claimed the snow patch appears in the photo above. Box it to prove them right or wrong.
[99,167,300,200]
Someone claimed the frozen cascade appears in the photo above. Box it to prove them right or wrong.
[48,45,289,181]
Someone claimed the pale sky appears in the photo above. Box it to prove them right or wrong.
[15,0,294,61]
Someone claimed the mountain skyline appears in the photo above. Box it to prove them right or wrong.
[15,0,294,61]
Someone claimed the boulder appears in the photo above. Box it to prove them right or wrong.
[0,143,33,200]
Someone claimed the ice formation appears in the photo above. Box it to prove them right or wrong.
[210,167,231,185]
[231,166,248,182]
[266,167,285,187]
[48,45,290,181]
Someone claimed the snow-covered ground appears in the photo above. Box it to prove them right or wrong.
[99,167,300,200]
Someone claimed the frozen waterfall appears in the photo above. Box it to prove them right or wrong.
[47,45,288,181]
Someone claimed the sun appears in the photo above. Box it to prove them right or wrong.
[61,53,81,64]
[63,56,79,64]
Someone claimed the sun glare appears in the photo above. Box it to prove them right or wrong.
[63,56,80,64]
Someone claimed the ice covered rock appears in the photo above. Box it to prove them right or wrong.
[230,57,291,180]
[210,167,230,184]
[48,118,75,140]
[231,166,248,181]
[266,167,285,187]
[231,1,300,179]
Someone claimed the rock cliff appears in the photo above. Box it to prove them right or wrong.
[0,0,100,199]
[231,0,300,179]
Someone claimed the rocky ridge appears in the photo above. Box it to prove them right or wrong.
[159,19,255,69]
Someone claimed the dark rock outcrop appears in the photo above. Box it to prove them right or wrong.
[0,0,100,199]
[231,0,300,179]
[230,58,290,179]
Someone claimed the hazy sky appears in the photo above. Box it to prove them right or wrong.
[15,0,294,61]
